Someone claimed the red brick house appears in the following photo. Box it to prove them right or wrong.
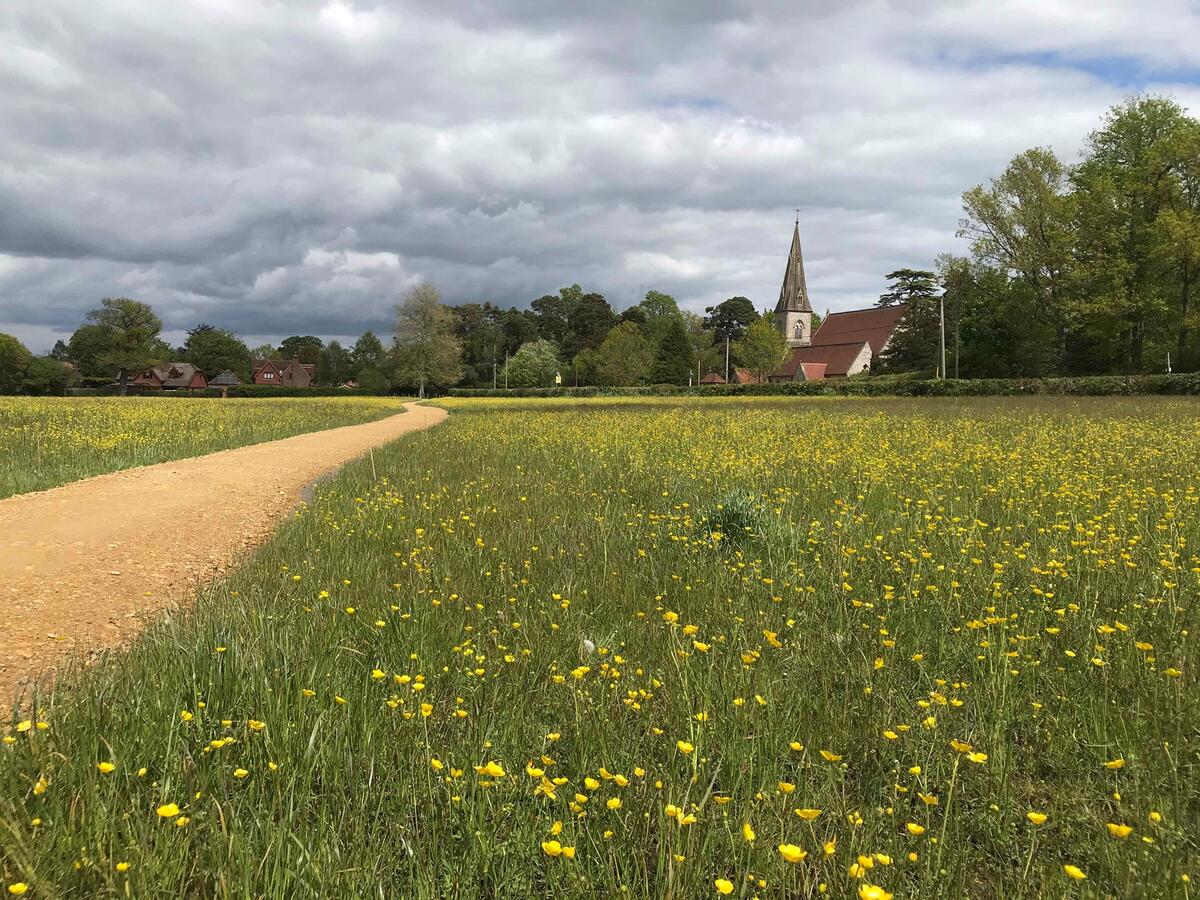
[251,358,316,387]
[132,363,208,391]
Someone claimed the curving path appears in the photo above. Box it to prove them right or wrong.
[0,401,447,698]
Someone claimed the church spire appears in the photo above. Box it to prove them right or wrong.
[774,220,812,314]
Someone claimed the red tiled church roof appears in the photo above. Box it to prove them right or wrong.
[811,304,906,356]
[775,342,867,379]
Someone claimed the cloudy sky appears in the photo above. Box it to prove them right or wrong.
[2,0,1199,352]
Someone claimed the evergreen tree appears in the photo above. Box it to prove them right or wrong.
[875,270,942,374]
[650,315,696,384]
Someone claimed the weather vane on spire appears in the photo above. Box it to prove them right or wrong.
[794,208,799,225]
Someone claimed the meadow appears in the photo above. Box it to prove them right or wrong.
[0,395,404,498]
[1,396,1196,898]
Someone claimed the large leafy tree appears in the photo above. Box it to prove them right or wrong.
[503,340,560,388]
[88,297,163,394]
[566,292,617,359]
[67,323,115,378]
[0,333,32,394]
[960,148,1076,370]
[393,282,463,397]
[638,290,683,346]
[184,327,250,380]
[594,321,652,386]
[279,335,324,365]
[1071,97,1190,371]
[732,316,786,383]
[703,296,758,342]
[1151,118,1200,369]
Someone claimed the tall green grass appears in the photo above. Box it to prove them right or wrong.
[1,397,1195,898]
[0,396,404,498]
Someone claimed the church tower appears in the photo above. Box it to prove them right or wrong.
[774,219,813,348]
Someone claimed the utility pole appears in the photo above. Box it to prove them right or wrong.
[939,293,947,380]
[504,352,509,390]
[724,335,730,382]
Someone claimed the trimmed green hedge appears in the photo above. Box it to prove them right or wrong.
[448,372,1200,399]
[65,384,391,398]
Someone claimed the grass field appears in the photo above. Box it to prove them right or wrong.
[0,396,404,498]
[1,396,1196,898]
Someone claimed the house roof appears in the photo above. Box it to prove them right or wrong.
[731,367,761,385]
[210,370,242,385]
[774,222,812,314]
[144,363,205,388]
[799,362,827,380]
[775,341,869,378]
[252,358,315,376]
[811,304,906,356]
[699,372,726,384]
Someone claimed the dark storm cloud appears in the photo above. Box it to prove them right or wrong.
[1,0,1198,350]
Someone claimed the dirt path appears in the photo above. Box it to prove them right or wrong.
[0,401,447,699]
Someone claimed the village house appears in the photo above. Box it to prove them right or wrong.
[132,362,208,390]
[250,358,316,387]
[769,221,906,380]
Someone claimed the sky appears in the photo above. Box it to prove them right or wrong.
[2,0,1199,353]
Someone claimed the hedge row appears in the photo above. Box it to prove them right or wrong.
[448,372,1200,399]
[64,384,390,398]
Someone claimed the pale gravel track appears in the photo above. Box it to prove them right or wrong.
[0,401,447,699]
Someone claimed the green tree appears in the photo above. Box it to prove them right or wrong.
[683,311,722,381]
[49,340,70,362]
[703,296,758,342]
[638,290,683,346]
[250,344,281,361]
[594,321,653,386]
[22,356,74,395]
[875,270,942,374]
[317,339,353,386]
[531,285,582,347]
[279,335,324,365]
[0,333,33,394]
[732,316,786,383]
[393,283,463,397]
[650,315,696,384]
[185,328,250,380]
[566,292,618,359]
[503,340,560,388]
[351,331,386,370]
[960,148,1076,362]
[571,347,601,386]
[1072,97,1190,371]
[354,367,391,393]
[1151,118,1200,368]
[67,324,115,378]
[88,297,163,394]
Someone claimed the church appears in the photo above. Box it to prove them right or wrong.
[769,222,906,380]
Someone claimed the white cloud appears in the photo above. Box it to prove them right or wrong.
[0,0,1197,353]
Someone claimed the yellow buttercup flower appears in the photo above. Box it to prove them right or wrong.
[778,843,807,863]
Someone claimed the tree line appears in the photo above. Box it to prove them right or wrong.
[3,96,1195,395]
[880,96,1200,376]
[0,299,397,395]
